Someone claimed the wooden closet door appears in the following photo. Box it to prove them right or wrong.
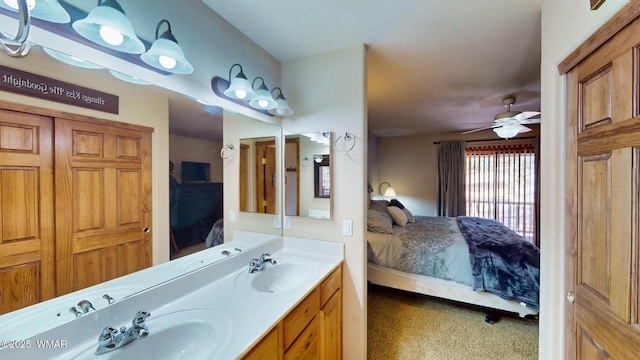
[55,118,152,295]
[565,16,640,359]
[0,109,54,314]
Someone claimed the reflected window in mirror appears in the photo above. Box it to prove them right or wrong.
[314,155,330,198]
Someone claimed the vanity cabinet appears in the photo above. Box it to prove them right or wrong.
[239,264,342,360]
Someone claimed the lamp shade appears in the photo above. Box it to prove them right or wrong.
[224,64,256,100]
[493,125,520,139]
[43,47,103,69]
[379,181,396,199]
[249,77,277,110]
[141,20,193,74]
[109,69,151,85]
[268,87,294,116]
[1,0,70,23]
[72,0,145,54]
[384,186,397,197]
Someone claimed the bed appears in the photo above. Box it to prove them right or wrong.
[366,200,539,320]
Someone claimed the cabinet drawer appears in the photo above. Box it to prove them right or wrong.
[320,265,342,307]
[284,288,319,350]
[285,316,319,360]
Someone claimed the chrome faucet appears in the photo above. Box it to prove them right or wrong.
[248,253,277,273]
[95,311,150,355]
[77,300,95,314]
[103,294,115,305]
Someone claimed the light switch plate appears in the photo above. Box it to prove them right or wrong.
[343,219,353,236]
[229,210,236,224]
[284,216,291,229]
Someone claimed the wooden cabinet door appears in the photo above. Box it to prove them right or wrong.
[320,288,342,360]
[0,109,54,314]
[54,118,152,295]
[565,18,640,359]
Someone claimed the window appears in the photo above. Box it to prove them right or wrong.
[314,154,330,198]
[465,144,536,243]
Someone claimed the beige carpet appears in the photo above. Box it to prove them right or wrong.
[367,284,538,360]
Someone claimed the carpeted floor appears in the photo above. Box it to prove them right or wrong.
[367,284,538,360]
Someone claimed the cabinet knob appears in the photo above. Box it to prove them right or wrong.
[143,227,150,233]
[567,291,575,304]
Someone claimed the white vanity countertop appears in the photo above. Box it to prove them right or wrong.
[1,236,343,360]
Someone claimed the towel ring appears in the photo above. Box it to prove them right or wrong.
[0,0,31,58]
[300,156,311,167]
[335,132,356,153]
[220,143,235,159]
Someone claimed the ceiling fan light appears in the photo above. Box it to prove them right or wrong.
[494,125,520,139]
[72,1,145,54]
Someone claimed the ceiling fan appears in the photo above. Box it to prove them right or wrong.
[462,97,541,139]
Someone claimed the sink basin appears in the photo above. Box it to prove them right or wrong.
[235,257,315,293]
[68,308,231,359]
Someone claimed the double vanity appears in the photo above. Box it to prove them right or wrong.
[0,235,344,359]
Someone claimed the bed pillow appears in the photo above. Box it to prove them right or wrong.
[390,199,405,209]
[387,206,408,227]
[367,207,394,234]
[403,207,416,223]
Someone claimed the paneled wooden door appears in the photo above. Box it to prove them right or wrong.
[55,118,152,295]
[0,109,54,315]
[255,140,276,214]
[565,15,640,359]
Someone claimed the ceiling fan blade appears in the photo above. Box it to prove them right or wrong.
[461,124,500,134]
[512,111,540,122]
[519,118,541,124]
[516,124,532,133]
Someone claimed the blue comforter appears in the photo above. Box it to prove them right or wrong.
[456,216,540,311]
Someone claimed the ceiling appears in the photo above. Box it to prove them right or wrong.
[203,0,545,138]
[36,1,544,141]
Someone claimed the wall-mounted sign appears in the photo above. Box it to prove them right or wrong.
[0,65,118,114]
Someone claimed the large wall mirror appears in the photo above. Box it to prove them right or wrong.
[0,42,282,339]
[284,132,332,219]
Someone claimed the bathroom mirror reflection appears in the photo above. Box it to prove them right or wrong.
[239,136,278,214]
[0,49,282,338]
[284,132,332,219]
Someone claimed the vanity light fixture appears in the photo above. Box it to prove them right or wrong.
[248,77,277,110]
[268,87,293,116]
[379,182,397,200]
[314,155,324,163]
[140,19,193,74]
[223,63,256,100]
[42,47,103,69]
[109,69,151,85]
[0,0,70,23]
[72,0,145,54]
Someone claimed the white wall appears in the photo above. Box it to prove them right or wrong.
[282,45,368,359]
[540,0,628,359]
[375,128,538,216]
[169,134,223,183]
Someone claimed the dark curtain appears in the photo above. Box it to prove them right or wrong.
[534,136,541,247]
[437,140,466,217]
